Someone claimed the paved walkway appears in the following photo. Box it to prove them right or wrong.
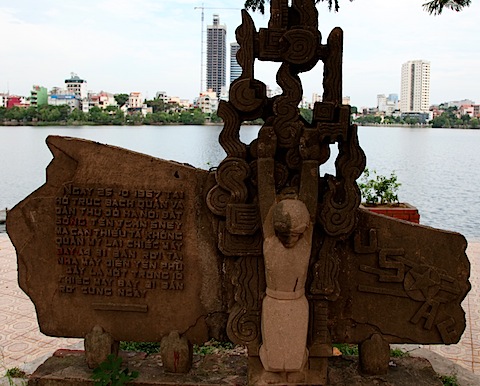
[0,234,81,374]
[423,241,480,374]
[0,233,479,378]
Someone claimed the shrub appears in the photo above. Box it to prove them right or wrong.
[358,168,401,205]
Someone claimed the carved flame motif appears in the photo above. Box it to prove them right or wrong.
[206,0,366,351]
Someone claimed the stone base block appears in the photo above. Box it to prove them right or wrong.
[27,348,443,386]
[248,356,327,385]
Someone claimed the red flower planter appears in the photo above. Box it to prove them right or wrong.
[360,203,420,224]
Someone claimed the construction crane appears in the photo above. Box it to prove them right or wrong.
[194,4,241,94]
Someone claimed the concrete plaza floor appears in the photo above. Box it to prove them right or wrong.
[1,232,479,382]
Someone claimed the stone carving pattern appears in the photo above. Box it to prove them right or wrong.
[206,0,367,351]
[354,229,463,344]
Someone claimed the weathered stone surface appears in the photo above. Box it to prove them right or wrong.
[27,349,446,386]
[206,2,366,383]
[84,325,118,369]
[160,331,193,373]
[327,209,470,345]
[7,136,226,344]
[203,0,470,383]
[8,0,471,384]
[359,333,390,375]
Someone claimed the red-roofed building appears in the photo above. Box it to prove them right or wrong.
[6,96,28,109]
[459,104,474,118]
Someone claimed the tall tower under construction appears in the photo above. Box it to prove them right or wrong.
[206,14,227,98]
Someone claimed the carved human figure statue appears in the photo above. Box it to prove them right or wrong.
[257,126,319,383]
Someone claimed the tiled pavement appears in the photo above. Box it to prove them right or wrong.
[0,233,81,372]
[0,232,479,376]
[423,241,480,374]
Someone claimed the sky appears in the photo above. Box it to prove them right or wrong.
[1,0,479,108]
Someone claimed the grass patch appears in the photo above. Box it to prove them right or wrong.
[390,348,408,358]
[333,344,408,358]
[120,339,236,356]
[193,339,235,356]
[439,374,459,386]
[92,354,139,386]
[120,341,160,355]
[5,367,27,378]
[333,344,359,356]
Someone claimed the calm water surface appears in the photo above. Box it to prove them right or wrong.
[1,125,479,240]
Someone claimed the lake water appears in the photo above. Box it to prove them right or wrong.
[1,125,479,240]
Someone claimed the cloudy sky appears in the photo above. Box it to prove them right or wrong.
[1,0,478,107]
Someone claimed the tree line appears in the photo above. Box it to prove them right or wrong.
[0,104,218,126]
[2,102,477,128]
[354,107,479,129]
[430,106,479,128]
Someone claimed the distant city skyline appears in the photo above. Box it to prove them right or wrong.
[1,0,479,107]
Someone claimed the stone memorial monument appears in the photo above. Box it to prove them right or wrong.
[7,0,470,385]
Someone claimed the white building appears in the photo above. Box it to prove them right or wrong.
[156,91,169,103]
[48,94,80,109]
[445,99,476,108]
[377,93,399,115]
[128,92,143,109]
[400,60,430,113]
[85,92,117,112]
[0,93,8,107]
[312,93,322,106]
[197,90,218,114]
[65,73,88,100]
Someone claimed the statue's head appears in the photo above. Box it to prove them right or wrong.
[273,199,310,248]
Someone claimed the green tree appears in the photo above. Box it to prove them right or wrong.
[145,98,166,113]
[209,112,223,123]
[354,115,381,125]
[159,112,172,123]
[404,117,420,126]
[58,105,71,121]
[37,106,60,122]
[460,114,471,128]
[112,109,125,125]
[88,106,112,124]
[299,108,313,124]
[125,111,144,125]
[180,109,205,125]
[244,0,470,15]
[114,93,129,107]
[69,108,86,123]
[431,114,450,128]
[25,106,39,121]
[4,106,26,121]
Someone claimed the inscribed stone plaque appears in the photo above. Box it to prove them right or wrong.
[7,136,224,343]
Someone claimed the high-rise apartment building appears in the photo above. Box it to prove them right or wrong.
[230,42,241,84]
[206,15,227,98]
[400,60,430,113]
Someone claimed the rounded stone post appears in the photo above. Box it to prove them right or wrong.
[359,333,390,375]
